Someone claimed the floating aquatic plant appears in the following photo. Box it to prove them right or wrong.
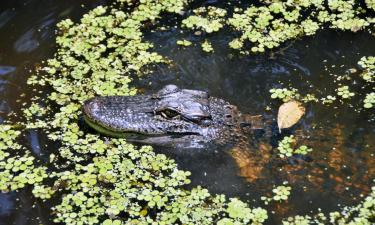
[272,185,291,202]
[23,102,47,118]
[270,88,300,102]
[321,95,337,105]
[336,85,355,99]
[366,0,375,10]
[181,0,374,53]
[177,39,192,46]
[358,56,375,83]
[182,6,227,33]
[277,135,312,158]
[0,125,48,192]
[1,0,374,224]
[364,92,375,109]
[261,183,292,205]
[201,40,214,53]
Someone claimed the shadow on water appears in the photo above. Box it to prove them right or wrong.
[0,0,374,224]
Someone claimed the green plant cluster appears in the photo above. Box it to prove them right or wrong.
[32,183,56,200]
[366,0,375,10]
[180,0,374,53]
[0,125,48,192]
[102,219,122,225]
[261,183,291,205]
[321,95,337,105]
[301,94,318,103]
[358,56,375,83]
[201,40,214,52]
[230,0,374,53]
[50,141,267,225]
[336,85,355,99]
[282,215,319,225]
[270,88,300,102]
[277,135,312,158]
[23,102,47,118]
[272,185,291,201]
[270,88,319,103]
[176,39,192,46]
[182,6,227,33]
[364,92,375,109]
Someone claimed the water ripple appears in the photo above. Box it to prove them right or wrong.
[0,66,15,76]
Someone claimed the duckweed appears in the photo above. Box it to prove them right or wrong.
[277,135,312,159]
[201,40,214,53]
[0,0,374,224]
[364,92,375,109]
[177,39,192,46]
[32,184,56,200]
[272,185,291,202]
[183,0,375,53]
[337,85,355,99]
[182,6,227,34]
[261,183,291,205]
[23,102,47,118]
[270,88,300,102]
[358,56,375,83]
[321,95,337,105]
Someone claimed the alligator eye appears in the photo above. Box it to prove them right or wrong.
[161,109,179,119]
[200,119,211,126]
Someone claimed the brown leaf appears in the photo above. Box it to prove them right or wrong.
[277,101,305,132]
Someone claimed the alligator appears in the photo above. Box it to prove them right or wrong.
[82,84,372,191]
[83,84,262,149]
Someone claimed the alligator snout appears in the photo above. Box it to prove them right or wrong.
[83,97,102,119]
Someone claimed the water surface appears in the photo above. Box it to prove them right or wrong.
[1,1,375,224]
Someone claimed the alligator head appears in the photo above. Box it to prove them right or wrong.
[83,85,245,148]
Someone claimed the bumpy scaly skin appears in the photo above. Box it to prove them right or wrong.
[83,85,244,148]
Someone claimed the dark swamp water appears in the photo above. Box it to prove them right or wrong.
[1,0,375,224]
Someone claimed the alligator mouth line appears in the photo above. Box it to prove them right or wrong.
[83,114,198,140]
[83,114,148,139]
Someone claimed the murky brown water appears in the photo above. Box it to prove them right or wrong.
[0,1,374,224]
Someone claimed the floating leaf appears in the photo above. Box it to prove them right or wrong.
[277,101,305,132]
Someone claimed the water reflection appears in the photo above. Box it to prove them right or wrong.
[0,10,16,29]
[0,193,15,216]
[0,66,15,76]
[14,28,40,53]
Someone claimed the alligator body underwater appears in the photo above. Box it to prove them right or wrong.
[83,84,260,148]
